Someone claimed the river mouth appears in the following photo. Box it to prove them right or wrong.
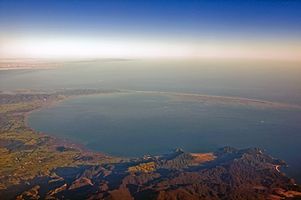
[28,91,301,180]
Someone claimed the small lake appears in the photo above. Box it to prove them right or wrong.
[28,92,301,181]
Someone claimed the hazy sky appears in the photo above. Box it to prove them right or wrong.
[0,0,301,60]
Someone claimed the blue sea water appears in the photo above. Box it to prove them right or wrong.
[28,92,301,181]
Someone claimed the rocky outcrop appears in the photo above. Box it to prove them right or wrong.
[3,147,301,200]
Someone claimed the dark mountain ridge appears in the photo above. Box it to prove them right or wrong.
[5,147,300,200]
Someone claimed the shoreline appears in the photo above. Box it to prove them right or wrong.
[23,89,301,162]
[22,90,131,157]
[2,89,301,199]
[23,89,301,156]
[129,90,301,110]
[23,96,92,153]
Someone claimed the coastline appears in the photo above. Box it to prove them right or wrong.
[1,89,301,199]
[22,91,128,156]
[130,90,301,110]
[23,89,301,158]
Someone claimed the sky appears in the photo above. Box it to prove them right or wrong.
[0,0,301,60]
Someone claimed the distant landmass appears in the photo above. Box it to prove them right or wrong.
[0,58,132,70]
[0,90,301,200]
